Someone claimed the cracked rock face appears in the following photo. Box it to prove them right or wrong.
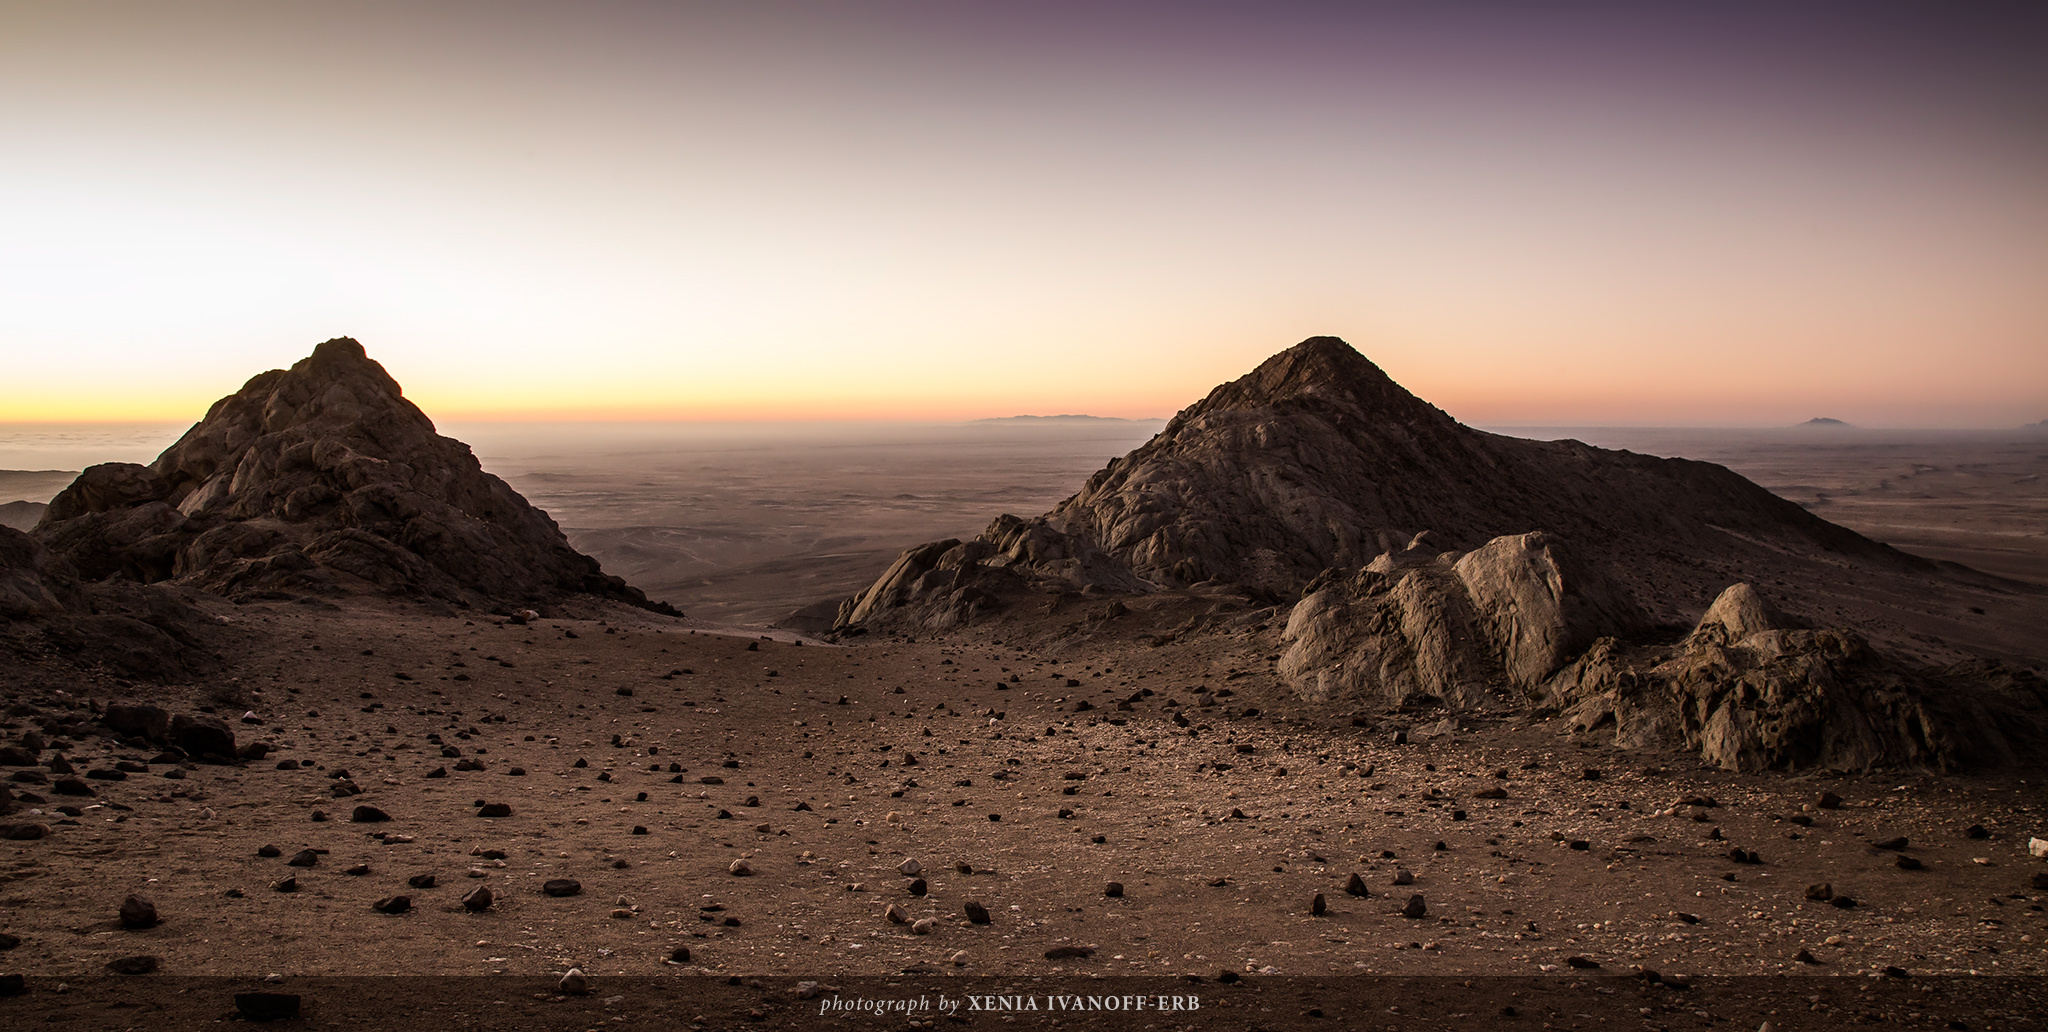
[1277,531,1646,709]
[34,337,664,612]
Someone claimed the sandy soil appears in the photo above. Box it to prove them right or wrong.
[3,599,2043,988]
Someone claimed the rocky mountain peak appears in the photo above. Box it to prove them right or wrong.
[836,332,1905,632]
[35,337,669,613]
[1173,336,1454,430]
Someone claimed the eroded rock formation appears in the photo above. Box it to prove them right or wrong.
[33,338,669,613]
[1278,531,1645,709]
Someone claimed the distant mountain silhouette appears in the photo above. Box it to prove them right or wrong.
[1798,417,1853,427]
[0,501,45,532]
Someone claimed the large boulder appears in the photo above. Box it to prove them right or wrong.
[1277,531,1643,709]
[34,338,671,613]
[102,705,171,742]
[169,713,235,760]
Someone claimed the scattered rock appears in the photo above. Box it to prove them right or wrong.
[164,714,235,760]
[287,849,319,868]
[1401,894,1427,919]
[118,895,159,929]
[407,874,436,889]
[476,803,512,818]
[371,895,411,914]
[107,955,159,975]
[728,859,754,876]
[558,968,590,995]
[349,805,390,823]
[1044,945,1095,960]
[1310,893,1327,916]
[542,879,582,897]
[462,886,494,911]
[964,901,991,924]
[1104,882,1124,898]
[1345,873,1369,897]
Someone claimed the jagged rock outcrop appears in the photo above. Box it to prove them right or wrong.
[1550,583,2047,771]
[1277,531,1646,708]
[833,335,1901,635]
[33,337,670,613]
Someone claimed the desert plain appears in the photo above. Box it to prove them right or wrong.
[1,382,2045,1030]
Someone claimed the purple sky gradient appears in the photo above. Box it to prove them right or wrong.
[3,1,2042,425]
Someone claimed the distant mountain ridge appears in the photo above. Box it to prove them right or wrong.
[0,501,46,532]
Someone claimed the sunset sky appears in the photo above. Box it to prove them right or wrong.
[3,1,2043,427]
